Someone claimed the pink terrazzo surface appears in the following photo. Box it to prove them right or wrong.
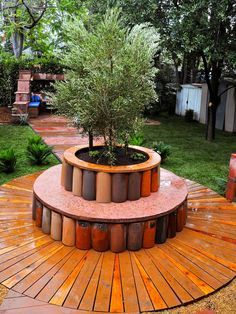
[34,165,188,223]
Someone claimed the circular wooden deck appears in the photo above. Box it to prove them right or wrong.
[0,172,235,313]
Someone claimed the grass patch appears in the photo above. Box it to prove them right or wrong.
[144,116,235,194]
[0,125,59,185]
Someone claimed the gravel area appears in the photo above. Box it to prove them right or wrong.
[0,285,8,305]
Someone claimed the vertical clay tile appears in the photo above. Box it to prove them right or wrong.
[72,167,83,196]
[96,172,112,203]
[151,167,160,192]
[183,200,188,225]
[82,170,96,201]
[127,222,143,251]
[141,170,151,197]
[110,224,127,253]
[91,223,109,252]
[156,215,169,244]
[112,173,128,203]
[35,202,43,228]
[62,216,76,246]
[177,205,184,232]
[51,211,62,241]
[32,194,37,220]
[142,220,156,248]
[76,221,91,250]
[168,211,177,238]
[42,206,51,234]
[61,158,67,187]
[128,172,141,201]
[64,163,73,191]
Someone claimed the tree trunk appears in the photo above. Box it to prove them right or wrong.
[206,102,216,141]
[88,131,93,150]
[11,31,24,58]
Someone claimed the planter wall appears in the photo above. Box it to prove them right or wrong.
[62,145,161,203]
[32,194,188,253]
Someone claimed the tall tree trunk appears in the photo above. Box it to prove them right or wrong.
[11,30,24,58]
[88,131,93,150]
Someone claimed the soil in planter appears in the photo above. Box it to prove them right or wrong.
[76,146,149,166]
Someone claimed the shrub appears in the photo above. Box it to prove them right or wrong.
[28,135,44,145]
[130,152,146,161]
[129,132,145,146]
[152,141,171,163]
[27,139,53,165]
[214,177,227,196]
[0,149,17,173]
[185,109,194,122]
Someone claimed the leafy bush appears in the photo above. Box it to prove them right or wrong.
[27,136,53,165]
[129,133,145,146]
[185,109,194,122]
[0,149,17,173]
[28,135,44,145]
[152,141,171,163]
[130,152,146,161]
[89,150,100,159]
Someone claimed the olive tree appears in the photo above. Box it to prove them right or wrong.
[52,8,158,155]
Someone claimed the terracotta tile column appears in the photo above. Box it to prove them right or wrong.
[127,222,143,251]
[177,205,185,232]
[142,220,156,248]
[62,216,76,246]
[42,206,51,234]
[151,167,160,192]
[226,154,236,202]
[32,194,37,220]
[156,215,169,244]
[64,163,73,191]
[82,170,96,200]
[128,172,141,201]
[112,173,128,203]
[51,211,62,241]
[35,202,43,228]
[96,172,112,203]
[168,211,177,238]
[91,223,109,252]
[76,221,91,250]
[110,224,126,253]
[141,170,151,197]
[72,167,83,196]
[61,158,67,187]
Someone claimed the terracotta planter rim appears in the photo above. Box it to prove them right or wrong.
[63,145,161,173]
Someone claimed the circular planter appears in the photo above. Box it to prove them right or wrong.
[61,145,161,203]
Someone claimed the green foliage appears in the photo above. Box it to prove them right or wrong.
[28,135,44,146]
[0,149,17,173]
[185,109,194,122]
[52,8,158,164]
[152,141,171,163]
[0,126,58,185]
[130,152,146,161]
[129,132,145,146]
[89,150,101,159]
[27,139,53,165]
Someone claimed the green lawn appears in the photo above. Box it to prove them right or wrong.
[0,118,235,194]
[0,125,59,185]
[144,116,235,194]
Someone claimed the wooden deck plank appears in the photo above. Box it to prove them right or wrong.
[94,251,115,312]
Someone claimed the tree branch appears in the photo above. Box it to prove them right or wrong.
[200,50,213,96]
[218,85,235,97]
[22,0,48,29]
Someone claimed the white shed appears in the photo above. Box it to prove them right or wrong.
[176,84,202,120]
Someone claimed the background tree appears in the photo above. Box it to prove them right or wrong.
[1,0,50,58]
[52,8,158,163]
